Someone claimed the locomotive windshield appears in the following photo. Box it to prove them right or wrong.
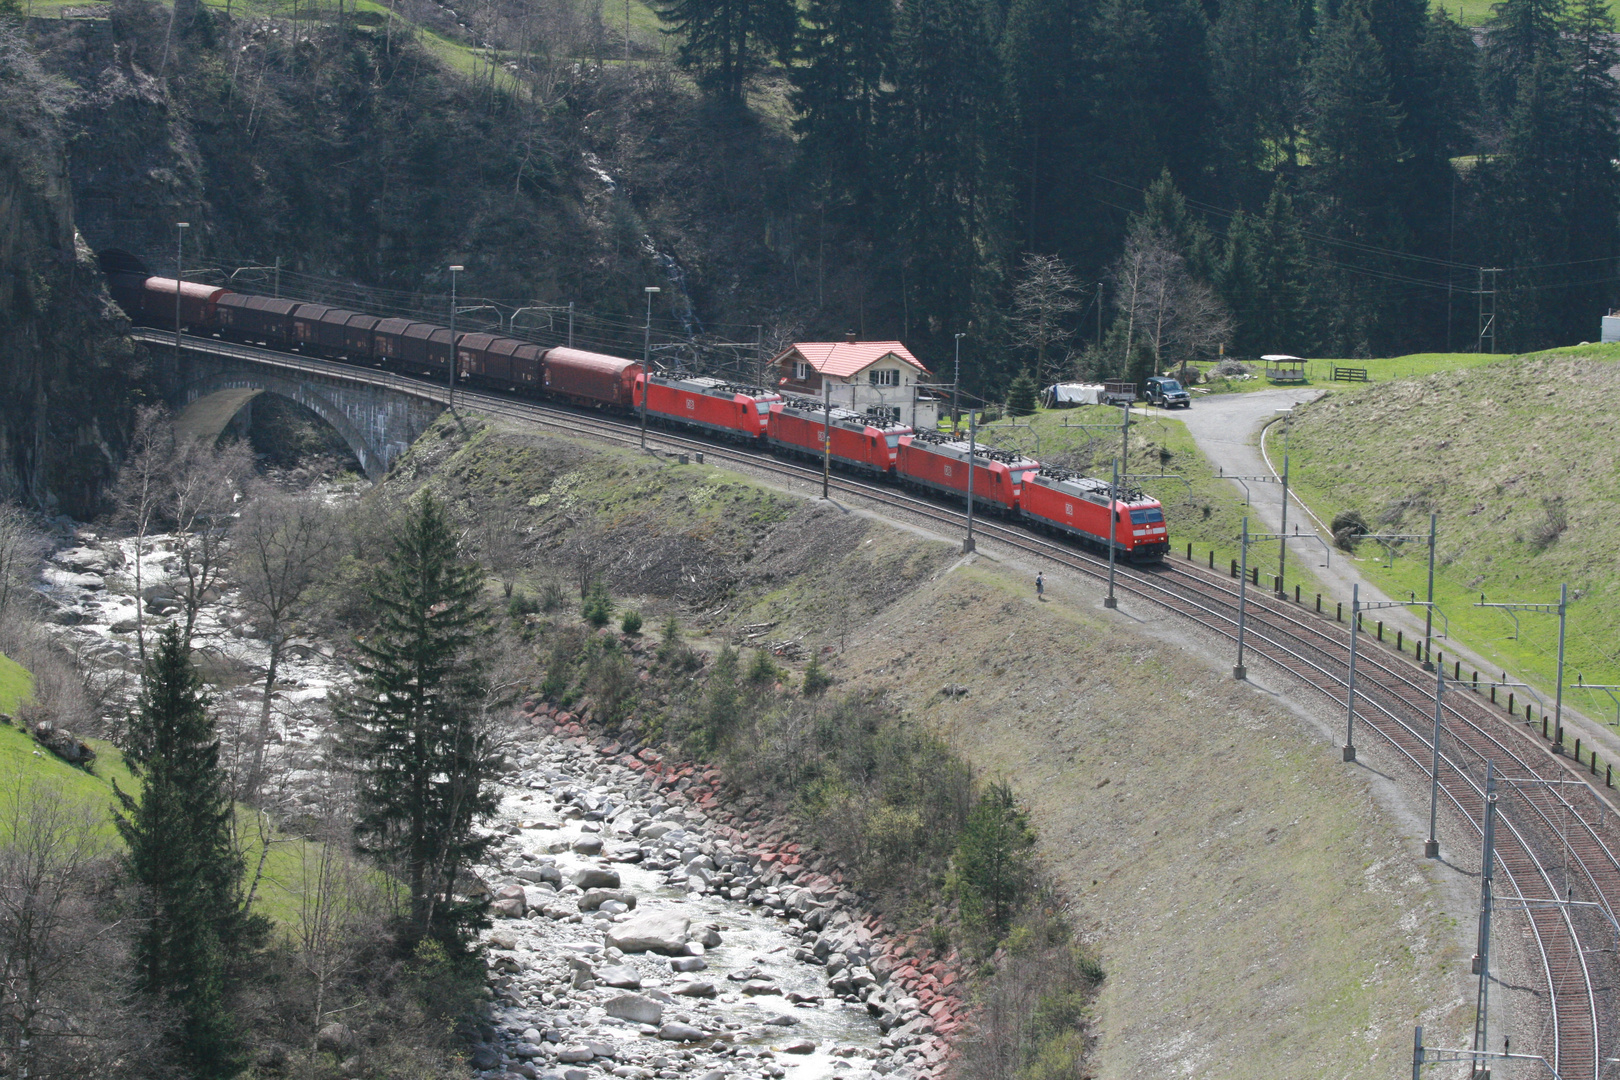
[1129,508,1165,524]
[755,400,772,413]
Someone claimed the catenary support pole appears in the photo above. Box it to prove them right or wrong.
[641,286,660,450]
[447,264,462,410]
[1234,517,1249,680]
[1427,666,1443,857]
[1555,581,1567,751]
[1105,458,1119,609]
[174,222,188,367]
[953,332,964,435]
[568,301,574,348]
[1276,453,1290,597]
[822,379,831,500]
[963,411,977,554]
[1423,512,1437,669]
[1344,582,1360,762]
[1471,762,1497,1065]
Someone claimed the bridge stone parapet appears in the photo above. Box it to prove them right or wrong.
[140,333,445,480]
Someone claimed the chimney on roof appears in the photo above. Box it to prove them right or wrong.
[845,330,857,343]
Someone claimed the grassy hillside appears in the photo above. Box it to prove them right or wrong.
[1196,352,1513,395]
[0,653,324,928]
[1284,346,1620,721]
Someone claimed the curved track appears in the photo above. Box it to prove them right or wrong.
[149,331,1620,1075]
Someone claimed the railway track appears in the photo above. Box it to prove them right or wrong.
[152,331,1620,1075]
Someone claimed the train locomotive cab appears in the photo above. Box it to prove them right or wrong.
[640,374,782,442]
[1020,468,1167,561]
[767,399,911,475]
[894,431,1038,515]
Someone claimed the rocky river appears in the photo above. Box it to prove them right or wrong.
[30,526,968,1080]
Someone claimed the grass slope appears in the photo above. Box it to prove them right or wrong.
[1198,352,1512,396]
[0,655,322,929]
[837,557,1472,1077]
[1285,347,1620,723]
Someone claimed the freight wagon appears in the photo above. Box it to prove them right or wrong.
[546,347,640,409]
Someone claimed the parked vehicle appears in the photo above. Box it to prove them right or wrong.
[1144,375,1191,409]
[1101,380,1137,406]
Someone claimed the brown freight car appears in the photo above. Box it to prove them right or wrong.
[140,277,228,331]
[217,294,300,346]
[543,347,640,408]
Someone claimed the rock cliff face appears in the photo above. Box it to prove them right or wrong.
[0,28,143,516]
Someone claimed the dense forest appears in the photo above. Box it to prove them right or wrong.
[13,0,1620,402]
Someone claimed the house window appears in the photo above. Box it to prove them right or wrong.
[868,368,899,387]
[794,360,810,381]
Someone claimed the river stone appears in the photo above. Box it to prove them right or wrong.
[656,1022,707,1042]
[604,994,663,1026]
[595,964,642,989]
[606,912,690,954]
[578,888,637,912]
[492,897,526,918]
[556,1045,594,1063]
[764,1014,800,1027]
[741,979,782,996]
[670,980,717,998]
[573,867,621,890]
[669,956,707,972]
[781,1039,817,1055]
[571,836,604,855]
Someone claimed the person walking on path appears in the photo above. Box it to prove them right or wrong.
[1036,572,1045,600]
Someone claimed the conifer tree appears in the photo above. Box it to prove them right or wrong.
[791,0,895,229]
[955,781,1035,939]
[116,624,261,1080]
[336,491,496,951]
[658,0,796,104]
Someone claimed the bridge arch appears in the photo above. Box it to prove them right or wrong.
[172,368,402,479]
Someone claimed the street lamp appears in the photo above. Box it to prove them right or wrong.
[952,332,964,434]
[642,286,661,449]
[174,222,189,366]
[448,265,464,409]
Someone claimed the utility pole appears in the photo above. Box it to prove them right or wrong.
[1119,401,1130,483]
[1234,517,1249,680]
[953,332,964,435]
[963,411,977,554]
[1104,458,1121,609]
[1345,582,1359,761]
[822,379,831,500]
[1477,267,1500,354]
[1471,761,1498,1070]
[1276,454,1290,597]
[568,301,574,347]
[447,265,462,409]
[1423,513,1437,669]
[1476,585,1567,751]
[174,222,189,367]
[1427,666,1444,858]
[641,286,660,449]
[273,254,280,299]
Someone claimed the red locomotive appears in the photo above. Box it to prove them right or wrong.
[113,274,1170,561]
[1020,467,1168,561]
[638,373,781,442]
[766,400,910,476]
[895,431,1037,516]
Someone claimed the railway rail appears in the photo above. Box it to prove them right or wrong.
[147,330,1620,1076]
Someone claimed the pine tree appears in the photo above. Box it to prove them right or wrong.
[1250,182,1317,355]
[658,0,796,104]
[336,491,496,951]
[954,781,1035,939]
[116,624,261,1080]
[791,0,895,231]
[1207,0,1309,206]
[1006,370,1038,415]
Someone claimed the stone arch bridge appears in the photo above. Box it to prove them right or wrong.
[137,331,446,479]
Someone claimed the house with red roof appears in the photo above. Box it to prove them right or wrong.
[770,334,939,430]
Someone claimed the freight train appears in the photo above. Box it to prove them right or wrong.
[111,273,1169,562]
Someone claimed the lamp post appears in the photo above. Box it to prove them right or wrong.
[641,286,661,449]
[963,410,977,554]
[952,332,964,434]
[174,222,189,365]
[448,265,463,409]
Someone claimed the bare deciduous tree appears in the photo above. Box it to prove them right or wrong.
[166,436,255,649]
[0,778,162,1079]
[477,500,528,599]
[1008,254,1084,390]
[113,405,176,664]
[1111,227,1233,379]
[233,491,340,801]
[0,503,45,622]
